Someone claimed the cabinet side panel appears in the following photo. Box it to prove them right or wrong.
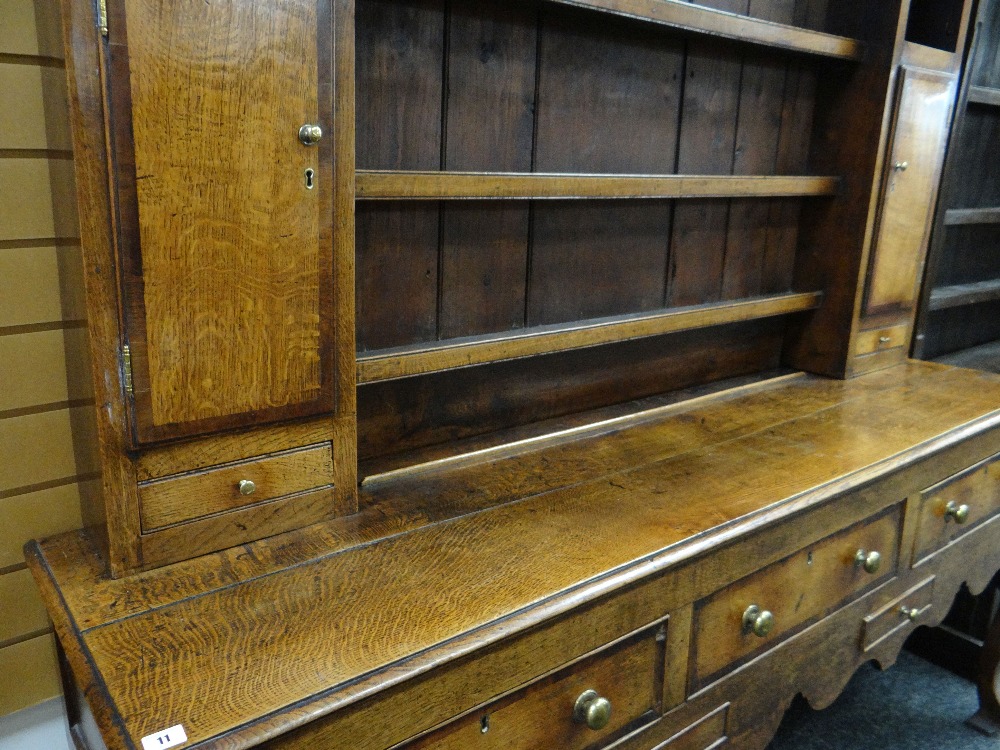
[121,0,331,432]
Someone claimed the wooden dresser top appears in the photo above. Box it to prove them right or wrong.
[27,360,1000,749]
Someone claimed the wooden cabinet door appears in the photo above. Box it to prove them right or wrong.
[105,0,335,444]
[864,66,955,317]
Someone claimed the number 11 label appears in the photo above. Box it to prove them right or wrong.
[141,724,188,750]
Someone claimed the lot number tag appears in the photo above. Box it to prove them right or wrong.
[141,724,188,750]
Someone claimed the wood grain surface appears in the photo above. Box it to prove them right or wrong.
[116,0,334,438]
[864,66,956,317]
[25,362,1000,749]
[138,443,335,531]
[355,172,839,200]
[357,291,820,383]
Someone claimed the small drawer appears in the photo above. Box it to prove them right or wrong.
[691,506,901,690]
[138,443,334,531]
[403,620,670,750]
[855,324,909,356]
[861,577,934,652]
[653,704,728,750]
[912,453,1000,564]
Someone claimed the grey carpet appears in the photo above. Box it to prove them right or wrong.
[767,650,997,749]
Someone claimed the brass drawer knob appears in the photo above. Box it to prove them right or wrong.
[298,123,323,145]
[238,479,257,496]
[893,161,909,172]
[900,606,921,622]
[573,689,612,731]
[944,501,970,524]
[854,549,882,574]
[742,605,775,638]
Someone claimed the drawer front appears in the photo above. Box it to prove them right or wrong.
[404,621,668,750]
[855,324,909,356]
[861,577,934,652]
[912,453,1000,564]
[138,443,334,530]
[653,704,728,750]
[691,505,901,689]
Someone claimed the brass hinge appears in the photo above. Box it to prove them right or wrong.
[97,0,108,38]
[122,344,133,395]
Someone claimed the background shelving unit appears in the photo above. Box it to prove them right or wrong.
[915,0,1000,371]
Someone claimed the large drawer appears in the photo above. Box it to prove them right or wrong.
[403,619,669,750]
[912,453,1000,564]
[690,505,901,690]
[138,443,335,531]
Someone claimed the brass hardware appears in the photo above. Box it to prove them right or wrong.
[122,345,133,395]
[298,124,323,146]
[944,501,970,524]
[238,479,257,496]
[305,168,315,190]
[480,715,490,734]
[893,161,909,171]
[879,336,891,344]
[98,0,108,37]
[900,606,921,622]
[742,605,775,638]
[573,690,612,731]
[854,549,882,575]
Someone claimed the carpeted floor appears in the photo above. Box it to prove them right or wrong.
[768,649,995,749]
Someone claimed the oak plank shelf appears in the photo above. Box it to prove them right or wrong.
[354,172,841,201]
[944,207,1000,225]
[357,291,822,384]
[967,85,1000,106]
[929,278,1000,310]
[545,0,864,60]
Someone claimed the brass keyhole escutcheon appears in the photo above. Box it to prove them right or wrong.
[854,549,882,574]
[573,690,612,731]
[742,605,775,638]
[305,168,315,190]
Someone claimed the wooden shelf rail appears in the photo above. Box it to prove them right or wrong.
[967,85,1000,107]
[357,291,822,383]
[944,207,1000,226]
[547,0,863,60]
[929,278,1000,311]
[355,172,840,201]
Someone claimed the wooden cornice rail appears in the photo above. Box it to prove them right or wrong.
[546,0,864,60]
[355,172,840,201]
[357,291,822,383]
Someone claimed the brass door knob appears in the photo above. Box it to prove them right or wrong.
[944,501,970,524]
[900,606,921,622]
[742,605,775,638]
[298,123,323,146]
[573,689,612,731]
[238,479,257,496]
[854,549,882,574]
